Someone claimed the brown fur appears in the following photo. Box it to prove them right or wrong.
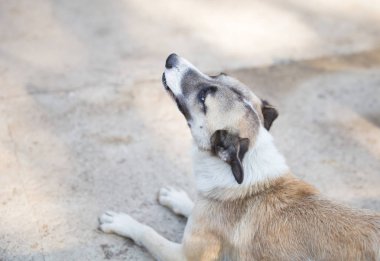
[184,174,380,261]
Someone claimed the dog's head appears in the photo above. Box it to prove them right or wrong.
[162,54,278,184]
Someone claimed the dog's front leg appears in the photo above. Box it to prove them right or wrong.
[99,211,185,261]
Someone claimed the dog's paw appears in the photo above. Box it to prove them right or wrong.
[98,211,144,245]
[158,187,194,217]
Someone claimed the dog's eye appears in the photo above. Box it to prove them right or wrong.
[197,86,217,104]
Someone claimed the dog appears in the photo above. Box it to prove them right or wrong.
[99,54,380,260]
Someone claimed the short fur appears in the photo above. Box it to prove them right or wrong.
[99,54,380,261]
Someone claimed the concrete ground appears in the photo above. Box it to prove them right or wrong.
[1,0,380,260]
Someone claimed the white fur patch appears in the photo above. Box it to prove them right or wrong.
[193,126,289,199]
[164,67,183,96]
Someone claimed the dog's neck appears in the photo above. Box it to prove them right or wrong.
[192,126,290,201]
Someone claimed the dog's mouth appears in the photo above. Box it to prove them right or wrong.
[162,73,175,99]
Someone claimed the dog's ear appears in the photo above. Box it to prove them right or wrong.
[261,100,279,130]
[210,130,250,184]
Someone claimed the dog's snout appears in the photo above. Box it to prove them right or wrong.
[165,53,178,69]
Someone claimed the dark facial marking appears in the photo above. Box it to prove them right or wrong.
[180,70,204,97]
[197,86,217,114]
[175,97,192,121]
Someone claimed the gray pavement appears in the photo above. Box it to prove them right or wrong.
[1,0,380,260]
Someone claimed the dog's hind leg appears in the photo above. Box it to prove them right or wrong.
[99,211,185,261]
[158,187,194,218]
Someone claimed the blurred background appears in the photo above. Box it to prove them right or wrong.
[0,0,380,260]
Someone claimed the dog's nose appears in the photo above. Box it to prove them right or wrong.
[165,53,178,69]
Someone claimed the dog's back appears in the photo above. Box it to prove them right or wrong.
[185,174,380,261]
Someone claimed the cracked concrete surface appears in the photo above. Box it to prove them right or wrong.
[0,0,380,260]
